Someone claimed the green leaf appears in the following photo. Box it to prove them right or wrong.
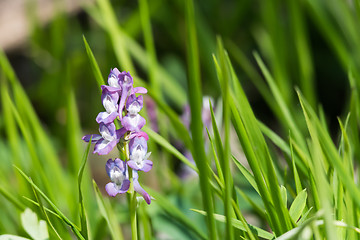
[21,208,49,240]
[191,209,274,240]
[83,35,105,90]
[280,186,287,209]
[185,0,216,239]
[289,189,307,223]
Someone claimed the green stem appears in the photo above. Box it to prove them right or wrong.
[123,138,138,240]
[128,170,138,240]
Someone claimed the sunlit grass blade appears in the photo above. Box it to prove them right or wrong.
[232,156,259,195]
[297,90,360,208]
[185,1,216,238]
[223,51,294,234]
[192,209,272,240]
[92,180,124,240]
[83,35,105,91]
[211,39,234,237]
[289,189,307,223]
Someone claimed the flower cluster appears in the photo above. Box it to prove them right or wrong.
[82,69,152,204]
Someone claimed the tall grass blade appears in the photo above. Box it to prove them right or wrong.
[185,0,216,238]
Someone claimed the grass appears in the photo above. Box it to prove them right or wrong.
[1,0,360,239]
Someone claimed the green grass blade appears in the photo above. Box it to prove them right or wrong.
[185,0,216,238]
[83,35,105,91]
[191,209,273,240]
[289,189,307,223]
[214,38,234,239]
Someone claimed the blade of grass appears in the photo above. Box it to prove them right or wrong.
[192,209,273,240]
[185,1,216,239]
[83,35,105,91]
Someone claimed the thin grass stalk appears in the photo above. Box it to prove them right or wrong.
[185,0,216,239]
[216,38,234,240]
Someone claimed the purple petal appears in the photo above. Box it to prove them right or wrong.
[93,139,117,155]
[129,136,148,153]
[132,87,148,94]
[105,181,129,196]
[96,112,118,124]
[101,88,119,113]
[105,159,115,177]
[118,87,130,120]
[105,182,119,197]
[108,68,121,88]
[127,160,140,171]
[101,85,121,93]
[119,71,133,88]
[120,179,131,192]
[128,131,149,141]
[133,170,151,205]
[116,127,128,139]
[99,122,117,138]
[114,158,126,171]
[142,160,153,172]
[82,134,102,143]
[121,114,146,132]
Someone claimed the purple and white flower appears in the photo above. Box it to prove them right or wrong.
[82,68,152,204]
[127,136,152,172]
[105,158,130,197]
[96,86,119,124]
[82,122,123,155]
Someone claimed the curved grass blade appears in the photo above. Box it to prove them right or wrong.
[82,35,105,90]
[191,209,273,240]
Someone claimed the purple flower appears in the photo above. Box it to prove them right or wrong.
[127,136,152,172]
[108,68,121,88]
[121,114,146,132]
[96,86,120,124]
[105,158,130,197]
[82,123,124,155]
[126,94,143,115]
[132,170,151,204]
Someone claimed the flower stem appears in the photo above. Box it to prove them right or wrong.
[124,140,138,240]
